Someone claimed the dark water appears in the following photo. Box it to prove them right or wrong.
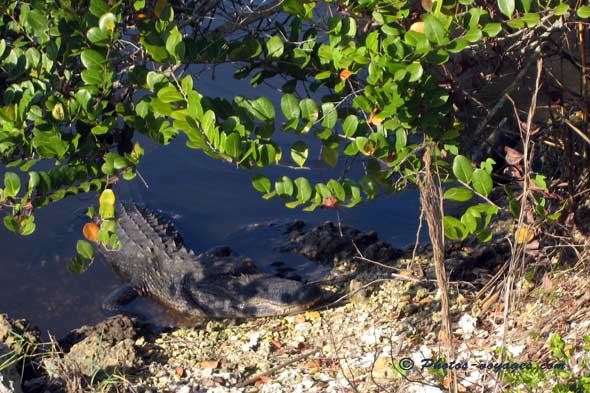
[0,67,422,337]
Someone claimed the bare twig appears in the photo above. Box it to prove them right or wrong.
[494,57,543,393]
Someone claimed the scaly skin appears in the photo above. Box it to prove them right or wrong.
[97,203,322,318]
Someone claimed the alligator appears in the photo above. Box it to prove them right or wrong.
[96,203,322,319]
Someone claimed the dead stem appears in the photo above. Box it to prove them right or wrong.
[416,144,456,393]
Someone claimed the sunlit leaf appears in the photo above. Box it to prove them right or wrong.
[99,13,117,32]
[99,189,116,219]
[444,216,466,240]
[80,49,106,69]
[4,172,20,198]
[471,169,493,196]
[343,115,358,137]
[251,97,275,121]
[300,99,319,121]
[578,5,590,18]
[294,177,312,201]
[281,94,300,120]
[291,141,309,167]
[452,155,473,183]
[252,174,271,193]
[498,0,515,18]
[266,36,284,58]
[444,187,474,202]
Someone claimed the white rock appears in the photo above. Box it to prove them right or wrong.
[506,344,526,357]
[241,332,261,351]
[457,313,477,335]
[360,327,382,345]
[176,386,191,393]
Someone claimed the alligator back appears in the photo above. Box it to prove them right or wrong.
[98,203,199,283]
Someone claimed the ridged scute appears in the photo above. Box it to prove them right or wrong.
[101,203,197,267]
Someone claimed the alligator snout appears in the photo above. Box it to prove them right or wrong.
[238,275,323,317]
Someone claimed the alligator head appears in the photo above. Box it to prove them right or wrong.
[180,272,322,318]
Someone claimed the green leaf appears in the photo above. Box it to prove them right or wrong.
[578,5,590,18]
[522,13,540,27]
[251,97,275,121]
[165,26,184,60]
[266,36,284,58]
[343,115,358,137]
[229,36,262,60]
[477,229,492,242]
[99,189,116,219]
[281,94,300,120]
[395,129,407,152]
[19,216,35,236]
[321,102,337,129]
[444,187,474,202]
[181,75,193,93]
[452,155,473,183]
[3,216,20,233]
[26,10,48,34]
[464,28,482,43]
[482,23,502,37]
[92,125,109,135]
[532,174,547,190]
[407,62,423,82]
[80,49,106,69]
[4,172,20,198]
[87,27,110,46]
[498,0,515,18]
[76,240,94,259]
[27,171,40,192]
[98,12,117,32]
[300,99,319,121]
[157,85,184,103]
[355,136,369,154]
[252,174,271,193]
[294,177,312,201]
[283,0,306,17]
[90,0,109,17]
[327,179,346,201]
[461,209,479,233]
[81,67,104,86]
[275,176,294,196]
[424,14,448,45]
[472,168,493,196]
[224,132,241,159]
[342,17,357,38]
[444,216,466,240]
[291,141,309,167]
[315,71,332,80]
[554,3,569,16]
[259,143,278,166]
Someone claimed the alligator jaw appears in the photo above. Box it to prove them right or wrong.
[234,284,323,317]
[182,273,323,319]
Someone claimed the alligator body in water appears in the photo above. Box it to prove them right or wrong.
[97,203,322,319]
